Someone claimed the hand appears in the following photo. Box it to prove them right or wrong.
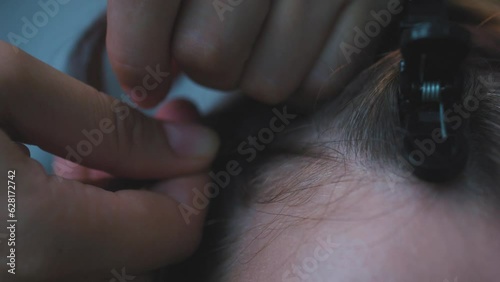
[106,0,403,108]
[0,41,219,281]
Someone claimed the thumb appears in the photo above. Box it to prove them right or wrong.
[0,41,219,179]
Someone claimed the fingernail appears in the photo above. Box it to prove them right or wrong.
[163,123,219,158]
[152,175,209,207]
[159,184,192,205]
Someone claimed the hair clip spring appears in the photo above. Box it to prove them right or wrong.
[398,0,471,182]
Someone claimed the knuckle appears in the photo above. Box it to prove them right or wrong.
[0,41,23,89]
[114,111,142,152]
[108,102,156,172]
[241,76,289,105]
[109,107,137,168]
[173,34,239,89]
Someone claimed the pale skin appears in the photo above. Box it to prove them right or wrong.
[227,175,500,282]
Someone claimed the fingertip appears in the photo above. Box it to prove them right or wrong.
[155,99,201,122]
[111,62,172,109]
[241,79,290,105]
[111,174,211,264]
[106,0,181,109]
[152,173,210,210]
[133,90,170,109]
[151,174,211,250]
[162,122,220,160]
[52,156,112,183]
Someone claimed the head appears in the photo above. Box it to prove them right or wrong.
[163,11,500,282]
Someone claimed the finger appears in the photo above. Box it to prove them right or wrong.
[0,41,219,180]
[53,156,111,183]
[107,0,181,108]
[52,100,200,183]
[16,143,30,156]
[240,0,344,104]
[173,0,270,90]
[0,131,210,279]
[155,99,200,122]
[293,0,403,110]
[55,173,210,277]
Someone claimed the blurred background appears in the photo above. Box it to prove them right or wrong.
[0,0,231,173]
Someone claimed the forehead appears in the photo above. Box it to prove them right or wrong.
[225,178,500,282]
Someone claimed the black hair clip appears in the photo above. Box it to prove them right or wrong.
[398,0,471,182]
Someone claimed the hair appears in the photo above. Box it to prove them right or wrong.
[68,1,500,281]
[176,50,498,282]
